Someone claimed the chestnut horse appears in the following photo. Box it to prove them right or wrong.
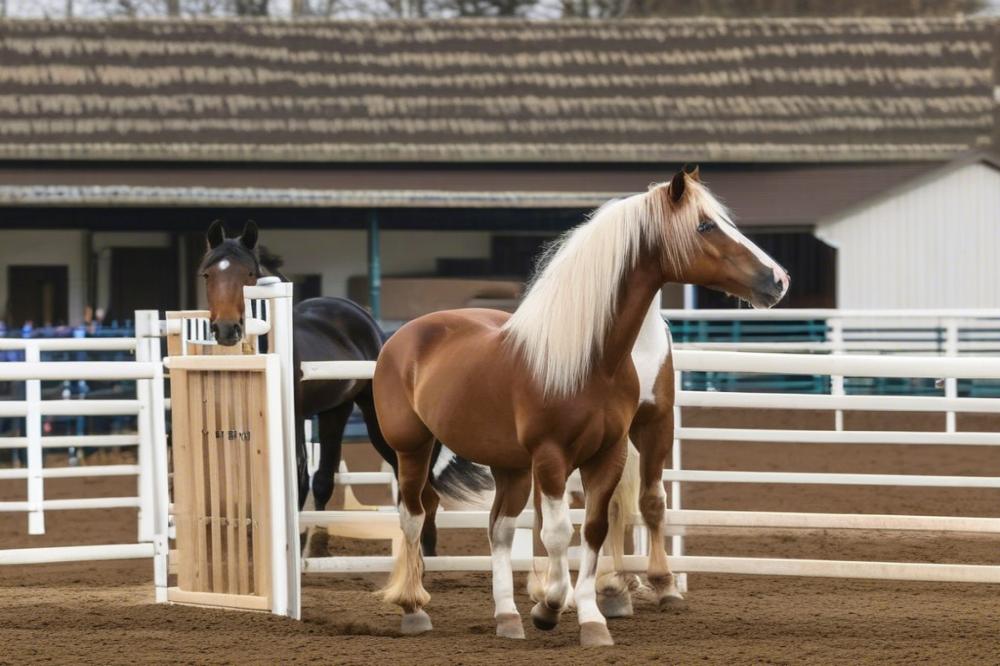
[373,168,788,646]
[200,221,493,555]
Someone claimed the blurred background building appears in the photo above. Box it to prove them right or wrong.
[0,3,998,327]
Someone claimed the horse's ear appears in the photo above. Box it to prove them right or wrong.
[240,220,258,250]
[669,170,687,203]
[206,220,226,249]
[684,164,700,181]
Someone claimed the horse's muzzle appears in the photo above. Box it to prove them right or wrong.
[211,321,243,346]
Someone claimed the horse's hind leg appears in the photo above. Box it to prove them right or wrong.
[489,466,532,639]
[574,437,628,647]
[358,385,439,555]
[380,433,435,635]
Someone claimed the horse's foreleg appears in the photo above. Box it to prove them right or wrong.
[529,445,572,632]
[633,412,685,609]
[574,437,627,647]
[489,467,532,639]
[304,403,353,558]
[597,439,641,618]
[311,403,353,511]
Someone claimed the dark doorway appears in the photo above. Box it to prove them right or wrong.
[7,265,69,327]
[696,232,836,309]
[291,274,322,305]
[109,247,179,324]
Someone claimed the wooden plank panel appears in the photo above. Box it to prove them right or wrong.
[236,371,251,595]
[169,368,195,592]
[169,356,269,372]
[189,371,209,592]
[223,372,238,594]
[249,372,271,600]
[167,587,270,612]
[206,371,224,592]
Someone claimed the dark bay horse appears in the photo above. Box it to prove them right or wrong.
[373,168,788,645]
[200,221,492,554]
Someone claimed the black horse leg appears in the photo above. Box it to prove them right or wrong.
[311,402,354,512]
[295,410,311,512]
[356,385,439,556]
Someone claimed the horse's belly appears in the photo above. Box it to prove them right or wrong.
[412,346,529,469]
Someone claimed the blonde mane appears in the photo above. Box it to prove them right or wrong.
[504,178,730,398]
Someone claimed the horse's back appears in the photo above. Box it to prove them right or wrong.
[294,296,384,416]
[294,297,383,363]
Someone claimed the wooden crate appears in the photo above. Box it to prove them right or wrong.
[167,355,285,613]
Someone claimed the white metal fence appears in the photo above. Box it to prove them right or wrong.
[5,302,1000,603]
[301,349,1000,586]
[0,311,169,599]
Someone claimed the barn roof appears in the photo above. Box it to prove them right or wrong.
[0,18,995,164]
[816,151,1000,226]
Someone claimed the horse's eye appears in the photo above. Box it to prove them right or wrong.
[697,220,716,233]
[201,272,209,279]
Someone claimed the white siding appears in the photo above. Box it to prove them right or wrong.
[816,163,1000,309]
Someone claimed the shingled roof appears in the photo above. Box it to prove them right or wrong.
[0,18,995,163]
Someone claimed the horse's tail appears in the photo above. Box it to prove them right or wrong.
[428,445,495,510]
[258,245,290,282]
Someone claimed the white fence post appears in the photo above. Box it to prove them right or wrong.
[134,311,155,543]
[944,319,958,433]
[254,279,301,621]
[671,368,686,593]
[136,310,170,603]
[25,343,44,535]
[829,317,845,432]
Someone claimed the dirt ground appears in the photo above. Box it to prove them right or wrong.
[2,408,1000,664]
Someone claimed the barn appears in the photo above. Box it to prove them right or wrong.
[816,152,1000,309]
[0,17,997,328]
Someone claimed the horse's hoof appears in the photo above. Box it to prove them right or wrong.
[659,592,687,612]
[530,602,560,631]
[495,613,525,639]
[400,609,433,635]
[597,589,633,618]
[579,622,614,647]
[305,527,330,559]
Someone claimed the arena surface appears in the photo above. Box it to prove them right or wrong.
[3,408,1000,664]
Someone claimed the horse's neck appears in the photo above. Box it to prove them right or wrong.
[599,260,664,379]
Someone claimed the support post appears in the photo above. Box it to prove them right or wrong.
[134,312,155,544]
[671,368,687,593]
[261,280,301,620]
[829,318,845,431]
[368,209,381,322]
[944,319,958,433]
[25,344,43,535]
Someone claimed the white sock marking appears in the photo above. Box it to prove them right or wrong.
[574,544,605,625]
[490,516,518,617]
[540,494,573,609]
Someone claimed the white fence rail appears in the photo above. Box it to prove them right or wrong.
[302,348,1000,585]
